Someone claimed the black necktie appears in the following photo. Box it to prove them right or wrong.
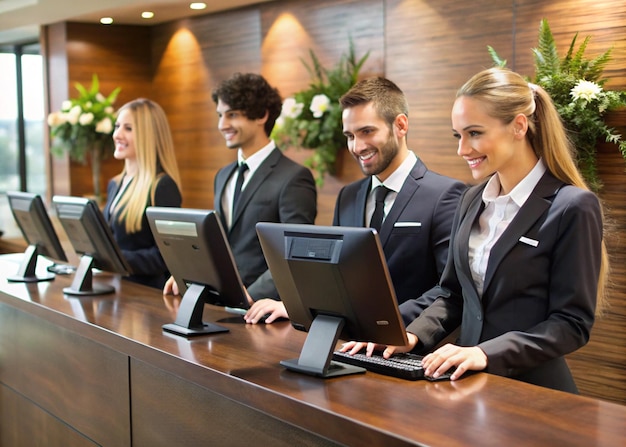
[370,185,391,232]
[233,162,249,208]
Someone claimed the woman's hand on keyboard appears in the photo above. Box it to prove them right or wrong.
[339,332,419,358]
[421,344,487,380]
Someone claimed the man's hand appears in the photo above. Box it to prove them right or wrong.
[244,299,288,324]
[338,332,419,357]
[163,275,179,296]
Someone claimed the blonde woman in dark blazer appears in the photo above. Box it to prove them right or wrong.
[341,68,608,393]
[104,98,182,289]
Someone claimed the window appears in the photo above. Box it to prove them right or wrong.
[0,52,19,193]
[0,43,45,238]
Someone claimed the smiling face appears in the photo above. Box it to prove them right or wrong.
[451,96,536,192]
[342,102,408,181]
[113,108,137,162]
[216,99,268,157]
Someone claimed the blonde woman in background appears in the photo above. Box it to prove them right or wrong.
[104,98,182,289]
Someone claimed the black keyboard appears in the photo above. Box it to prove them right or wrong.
[332,351,426,381]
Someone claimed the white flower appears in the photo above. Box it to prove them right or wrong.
[79,112,94,126]
[95,117,113,134]
[61,100,73,111]
[281,97,304,119]
[96,93,106,103]
[310,94,330,118]
[65,105,82,125]
[275,116,285,129]
[105,106,114,114]
[570,80,602,102]
[47,111,66,127]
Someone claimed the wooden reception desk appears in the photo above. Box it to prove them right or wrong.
[0,254,624,446]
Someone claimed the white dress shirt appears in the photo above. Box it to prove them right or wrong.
[468,159,546,295]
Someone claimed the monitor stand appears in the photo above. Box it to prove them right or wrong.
[64,255,116,296]
[162,283,229,337]
[7,245,55,283]
[280,314,366,378]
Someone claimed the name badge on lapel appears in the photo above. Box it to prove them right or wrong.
[519,236,539,247]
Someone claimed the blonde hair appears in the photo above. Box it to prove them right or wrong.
[113,98,181,233]
[458,67,608,314]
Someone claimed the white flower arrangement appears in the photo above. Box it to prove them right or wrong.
[48,74,121,198]
[272,40,369,184]
[48,74,120,164]
[489,19,626,191]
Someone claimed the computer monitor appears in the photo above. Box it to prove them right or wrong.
[146,207,249,337]
[53,195,131,296]
[256,222,409,378]
[6,191,68,282]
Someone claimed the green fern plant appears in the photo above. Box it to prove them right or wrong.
[488,19,626,191]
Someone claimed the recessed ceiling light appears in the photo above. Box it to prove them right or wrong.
[190,3,207,10]
[100,17,114,25]
[141,11,154,19]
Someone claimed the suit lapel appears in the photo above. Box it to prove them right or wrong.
[215,162,237,229]
[354,180,371,227]
[456,186,485,290]
[230,148,281,230]
[378,159,426,245]
[482,173,563,293]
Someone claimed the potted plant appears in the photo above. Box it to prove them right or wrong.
[488,19,626,191]
[47,74,121,199]
[272,40,369,185]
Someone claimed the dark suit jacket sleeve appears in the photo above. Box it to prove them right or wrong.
[246,163,317,300]
[429,180,467,281]
[477,187,601,377]
[399,186,468,333]
[120,175,182,276]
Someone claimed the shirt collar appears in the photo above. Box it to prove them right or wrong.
[482,158,547,206]
[238,140,275,172]
[371,151,417,193]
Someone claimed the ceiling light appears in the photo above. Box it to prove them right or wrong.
[100,17,114,25]
[141,11,154,19]
[190,3,207,10]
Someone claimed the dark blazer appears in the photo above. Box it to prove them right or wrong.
[214,148,317,300]
[333,158,466,305]
[104,174,182,289]
[400,172,602,392]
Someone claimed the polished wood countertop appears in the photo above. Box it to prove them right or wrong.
[0,254,624,446]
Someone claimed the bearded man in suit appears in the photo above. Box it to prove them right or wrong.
[334,77,465,306]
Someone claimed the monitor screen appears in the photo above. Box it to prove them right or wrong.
[146,206,248,337]
[53,195,131,296]
[256,222,409,378]
[7,191,68,283]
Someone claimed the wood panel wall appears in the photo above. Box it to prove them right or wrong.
[43,0,626,405]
